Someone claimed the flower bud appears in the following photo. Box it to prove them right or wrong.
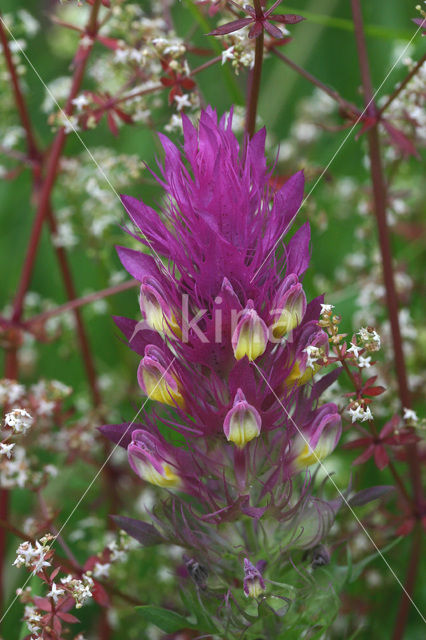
[137,345,184,408]
[270,275,307,338]
[232,301,268,361]
[139,277,181,339]
[292,410,341,470]
[128,430,181,489]
[243,558,265,598]
[223,389,261,448]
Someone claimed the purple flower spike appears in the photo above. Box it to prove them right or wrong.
[223,388,261,447]
[243,558,265,598]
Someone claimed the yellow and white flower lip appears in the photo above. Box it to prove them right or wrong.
[139,276,181,339]
[128,430,182,489]
[291,410,341,470]
[231,300,268,361]
[270,274,307,338]
[137,345,184,408]
[223,388,261,447]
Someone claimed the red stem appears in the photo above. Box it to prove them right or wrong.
[378,54,426,118]
[351,2,423,636]
[45,208,101,406]
[271,48,361,118]
[245,0,264,138]
[0,0,102,613]
[392,524,423,640]
[0,16,39,159]
[25,279,138,328]
[11,1,102,323]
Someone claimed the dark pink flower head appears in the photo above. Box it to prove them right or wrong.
[103,107,342,540]
[118,107,306,302]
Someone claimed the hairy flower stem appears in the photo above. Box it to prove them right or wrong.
[245,0,264,138]
[351,2,423,635]
[271,48,361,118]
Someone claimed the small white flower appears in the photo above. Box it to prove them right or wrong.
[80,35,93,48]
[222,46,235,64]
[129,49,144,63]
[164,114,183,133]
[348,405,373,423]
[0,442,15,458]
[174,94,191,111]
[71,94,89,111]
[114,48,129,63]
[93,562,111,579]
[403,408,418,422]
[4,408,33,434]
[347,342,361,358]
[303,345,322,370]
[47,582,65,603]
[320,304,334,315]
[358,355,372,368]
[63,115,79,135]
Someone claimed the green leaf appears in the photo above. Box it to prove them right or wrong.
[178,587,218,634]
[136,605,198,633]
[280,5,412,40]
[348,536,403,583]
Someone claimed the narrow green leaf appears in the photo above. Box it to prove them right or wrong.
[280,5,412,40]
[136,605,198,633]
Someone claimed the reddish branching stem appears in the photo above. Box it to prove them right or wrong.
[271,47,361,118]
[378,53,426,118]
[46,208,101,406]
[25,279,138,329]
[0,16,39,159]
[351,2,423,636]
[245,0,264,138]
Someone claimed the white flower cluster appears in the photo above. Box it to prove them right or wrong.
[348,403,373,423]
[221,36,255,74]
[358,327,381,352]
[13,538,52,575]
[4,408,33,434]
[60,573,94,608]
[0,445,29,488]
[403,407,418,423]
[23,604,42,635]
[0,379,25,404]
[382,57,426,148]
[152,37,186,58]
